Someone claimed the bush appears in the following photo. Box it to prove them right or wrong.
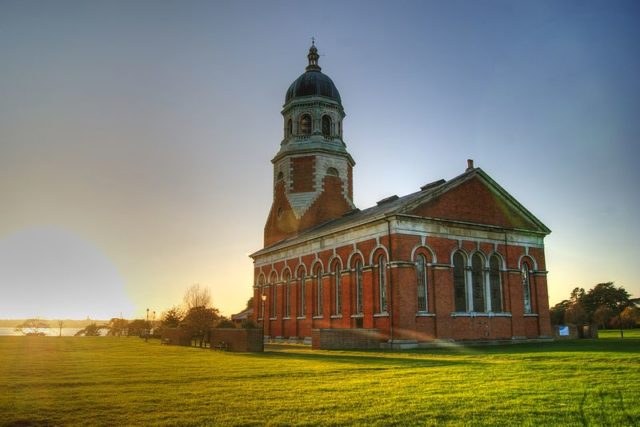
[216,319,236,329]
[241,319,259,329]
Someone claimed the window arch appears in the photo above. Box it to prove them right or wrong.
[322,115,332,137]
[326,167,339,177]
[269,272,278,318]
[416,254,428,312]
[453,251,467,312]
[257,274,266,319]
[354,259,364,314]
[489,255,503,312]
[286,118,292,137]
[377,254,388,313]
[314,265,323,316]
[471,253,486,312]
[297,266,306,317]
[522,262,532,314]
[283,270,291,318]
[300,114,312,135]
[331,260,342,315]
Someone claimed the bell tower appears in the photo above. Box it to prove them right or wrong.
[264,43,355,247]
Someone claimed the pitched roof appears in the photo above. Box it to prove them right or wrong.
[251,167,550,258]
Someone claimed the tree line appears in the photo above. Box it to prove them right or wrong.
[550,282,639,329]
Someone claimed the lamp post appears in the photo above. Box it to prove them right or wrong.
[145,308,149,342]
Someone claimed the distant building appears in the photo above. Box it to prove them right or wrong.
[250,44,552,347]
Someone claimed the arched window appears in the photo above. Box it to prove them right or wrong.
[270,274,278,319]
[314,266,323,316]
[277,171,284,181]
[333,263,342,315]
[377,254,388,313]
[286,119,292,137]
[298,269,306,317]
[453,252,467,312]
[416,254,428,312]
[489,255,502,312]
[355,260,363,314]
[322,115,332,137]
[258,275,265,319]
[300,114,311,135]
[522,262,532,314]
[471,253,485,312]
[326,167,339,177]
[284,271,291,318]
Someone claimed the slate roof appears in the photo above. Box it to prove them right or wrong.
[251,167,550,258]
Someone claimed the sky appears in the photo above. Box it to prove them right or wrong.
[1,0,639,320]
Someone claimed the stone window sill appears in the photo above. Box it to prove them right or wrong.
[351,314,364,318]
[374,312,389,318]
[416,312,435,317]
[296,316,306,320]
[524,313,539,317]
[312,315,323,319]
[330,315,342,319]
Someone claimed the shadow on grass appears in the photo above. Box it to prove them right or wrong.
[237,345,485,368]
[241,338,640,363]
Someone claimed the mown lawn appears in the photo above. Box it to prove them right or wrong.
[0,336,638,426]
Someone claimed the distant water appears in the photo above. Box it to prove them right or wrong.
[0,327,84,336]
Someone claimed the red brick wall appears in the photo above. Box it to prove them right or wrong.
[253,231,551,342]
[210,328,263,352]
[291,156,315,193]
[410,177,538,230]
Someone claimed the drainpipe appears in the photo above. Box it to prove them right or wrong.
[386,217,394,346]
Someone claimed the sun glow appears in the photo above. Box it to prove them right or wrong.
[0,226,135,319]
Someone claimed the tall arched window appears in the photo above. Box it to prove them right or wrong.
[300,114,311,135]
[471,253,485,312]
[322,115,332,137]
[522,262,532,314]
[333,264,342,315]
[284,271,291,318]
[314,266,323,316]
[377,255,388,313]
[286,119,292,137]
[298,269,306,317]
[258,275,265,319]
[453,252,467,312]
[489,255,502,312]
[355,260,363,314]
[416,254,428,312]
[271,278,278,319]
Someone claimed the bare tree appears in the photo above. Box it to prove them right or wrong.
[183,283,211,310]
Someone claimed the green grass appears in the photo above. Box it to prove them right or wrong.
[0,336,638,426]
[599,328,640,339]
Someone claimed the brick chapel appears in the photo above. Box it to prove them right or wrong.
[250,43,552,348]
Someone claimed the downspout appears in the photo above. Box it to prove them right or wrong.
[386,217,394,345]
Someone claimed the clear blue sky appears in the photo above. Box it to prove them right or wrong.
[1,0,638,319]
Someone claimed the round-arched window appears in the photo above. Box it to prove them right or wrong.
[322,115,332,137]
[300,114,312,135]
[326,167,339,177]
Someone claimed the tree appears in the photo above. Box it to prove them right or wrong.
[127,319,147,337]
[106,318,129,336]
[74,323,103,336]
[57,319,64,337]
[183,283,211,311]
[161,306,184,328]
[182,306,220,347]
[246,296,254,310]
[550,300,570,325]
[619,306,640,329]
[216,318,236,329]
[582,282,630,322]
[15,319,50,336]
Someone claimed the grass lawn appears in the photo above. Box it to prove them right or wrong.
[1,336,638,426]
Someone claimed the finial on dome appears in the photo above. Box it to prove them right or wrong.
[306,38,321,72]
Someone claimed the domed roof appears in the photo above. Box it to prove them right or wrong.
[285,43,342,104]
